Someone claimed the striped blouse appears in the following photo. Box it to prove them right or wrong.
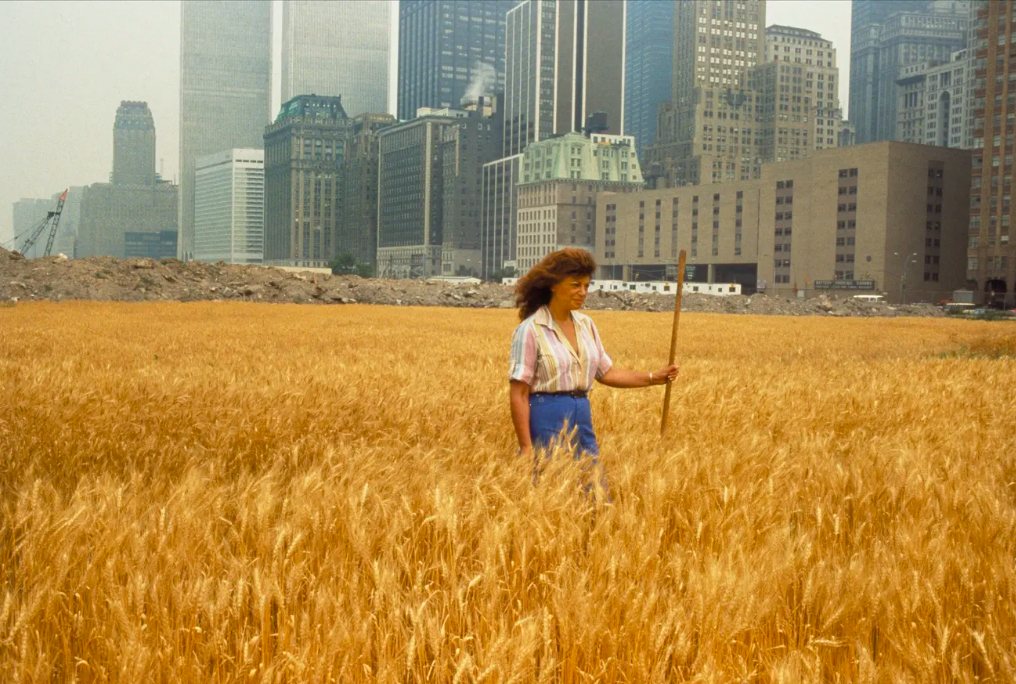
[508,306,613,393]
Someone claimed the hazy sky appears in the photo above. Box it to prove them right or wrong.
[0,0,852,243]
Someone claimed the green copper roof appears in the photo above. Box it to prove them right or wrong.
[275,95,348,123]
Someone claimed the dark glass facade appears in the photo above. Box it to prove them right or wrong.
[125,231,178,259]
[377,105,502,278]
[398,0,516,121]
[340,113,397,266]
[624,0,673,158]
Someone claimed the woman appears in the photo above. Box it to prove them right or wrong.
[508,249,679,480]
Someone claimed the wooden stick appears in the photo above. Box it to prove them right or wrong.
[660,250,687,438]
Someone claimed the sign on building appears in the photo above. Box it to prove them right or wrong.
[813,279,875,290]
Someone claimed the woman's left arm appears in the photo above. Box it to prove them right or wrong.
[589,317,679,389]
[598,364,679,388]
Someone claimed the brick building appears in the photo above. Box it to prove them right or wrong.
[967,0,1016,306]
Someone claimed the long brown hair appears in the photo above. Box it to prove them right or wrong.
[514,248,597,320]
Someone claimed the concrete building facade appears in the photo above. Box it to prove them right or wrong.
[896,49,975,148]
[263,95,353,269]
[179,0,272,261]
[193,149,264,264]
[624,0,674,157]
[113,101,157,187]
[516,132,644,273]
[482,0,627,278]
[340,113,396,268]
[281,0,390,116]
[850,0,933,145]
[398,0,515,120]
[481,154,522,278]
[966,0,1016,306]
[438,102,503,277]
[599,179,762,284]
[78,185,178,260]
[838,120,857,147]
[645,0,766,188]
[78,102,179,260]
[849,0,969,145]
[378,105,501,278]
[598,142,972,303]
[753,26,842,163]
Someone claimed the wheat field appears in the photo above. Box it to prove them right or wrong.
[1,301,1015,683]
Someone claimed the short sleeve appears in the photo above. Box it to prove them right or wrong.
[508,322,537,385]
[590,320,613,379]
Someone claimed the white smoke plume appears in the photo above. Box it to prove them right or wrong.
[461,61,496,105]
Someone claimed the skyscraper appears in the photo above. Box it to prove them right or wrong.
[848,0,969,144]
[645,0,766,188]
[263,95,353,269]
[502,0,626,157]
[281,0,391,116]
[751,26,842,163]
[967,0,1015,307]
[179,0,272,261]
[398,0,516,120]
[341,113,397,268]
[481,0,627,278]
[79,103,178,260]
[438,101,504,277]
[194,149,264,264]
[895,48,974,148]
[377,102,502,278]
[113,101,157,186]
[850,1,930,144]
[624,0,674,158]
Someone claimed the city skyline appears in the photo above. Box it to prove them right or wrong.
[178,0,273,261]
[0,0,851,242]
[281,0,391,116]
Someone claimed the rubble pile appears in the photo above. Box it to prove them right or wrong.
[1,247,946,318]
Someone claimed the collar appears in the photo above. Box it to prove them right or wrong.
[533,306,589,330]
[534,306,584,360]
[532,305,555,328]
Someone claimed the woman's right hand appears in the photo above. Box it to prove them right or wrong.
[520,445,535,460]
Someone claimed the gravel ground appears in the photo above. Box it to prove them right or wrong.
[1,247,946,318]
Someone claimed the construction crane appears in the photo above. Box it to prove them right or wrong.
[11,190,67,257]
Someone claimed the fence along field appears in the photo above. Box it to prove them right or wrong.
[1,301,1015,683]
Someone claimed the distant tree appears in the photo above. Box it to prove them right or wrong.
[355,262,374,278]
[490,266,516,282]
[455,264,477,278]
[330,252,356,275]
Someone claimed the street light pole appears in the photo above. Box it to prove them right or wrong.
[894,251,918,304]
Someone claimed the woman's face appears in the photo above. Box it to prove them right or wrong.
[550,274,591,312]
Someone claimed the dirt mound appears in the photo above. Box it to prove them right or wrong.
[0,247,944,318]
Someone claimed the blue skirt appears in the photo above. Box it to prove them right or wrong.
[528,393,608,496]
[528,393,600,457]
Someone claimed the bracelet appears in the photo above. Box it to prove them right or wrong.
[649,371,654,383]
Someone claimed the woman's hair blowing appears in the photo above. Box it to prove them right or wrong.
[514,248,597,320]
